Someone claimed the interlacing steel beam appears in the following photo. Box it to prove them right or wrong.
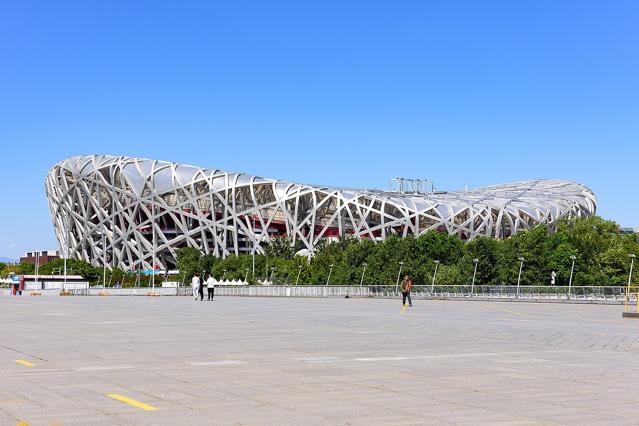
[45,155,597,270]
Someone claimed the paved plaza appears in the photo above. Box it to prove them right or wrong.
[2,296,639,425]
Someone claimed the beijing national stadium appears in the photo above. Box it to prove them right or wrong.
[45,155,597,270]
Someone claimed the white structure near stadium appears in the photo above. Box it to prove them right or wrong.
[45,155,596,270]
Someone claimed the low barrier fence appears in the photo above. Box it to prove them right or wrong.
[371,285,629,302]
[212,285,371,298]
[3,284,631,303]
[624,286,639,314]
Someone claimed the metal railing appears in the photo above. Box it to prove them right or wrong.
[2,283,631,303]
[215,285,371,298]
[370,285,629,302]
[624,286,639,313]
[183,284,629,302]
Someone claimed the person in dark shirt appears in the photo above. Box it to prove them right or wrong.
[400,275,413,307]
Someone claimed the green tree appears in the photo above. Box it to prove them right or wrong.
[175,247,202,282]
[198,254,217,276]
[264,236,298,260]
[463,237,500,285]
[17,262,35,274]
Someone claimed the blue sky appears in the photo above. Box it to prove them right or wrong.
[1,1,638,259]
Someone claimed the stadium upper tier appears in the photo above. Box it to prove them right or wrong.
[45,155,596,270]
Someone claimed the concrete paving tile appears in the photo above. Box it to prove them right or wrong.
[2,296,639,424]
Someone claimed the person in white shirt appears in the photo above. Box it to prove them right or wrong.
[191,273,201,301]
[206,274,216,301]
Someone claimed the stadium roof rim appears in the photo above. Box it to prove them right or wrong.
[50,154,595,203]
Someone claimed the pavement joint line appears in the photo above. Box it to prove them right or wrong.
[0,344,47,361]
[295,349,575,364]
[74,365,134,371]
[106,393,159,411]
[14,360,35,367]
[482,304,539,318]
[189,360,246,366]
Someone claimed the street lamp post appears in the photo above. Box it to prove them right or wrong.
[222,269,227,281]
[471,258,479,296]
[295,265,302,285]
[102,233,107,288]
[326,264,334,286]
[628,254,636,293]
[35,251,40,290]
[270,267,276,283]
[431,260,440,294]
[151,203,157,293]
[251,212,257,280]
[568,255,577,299]
[63,215,69,292]
[244,267,250,283]
[395,261,404,293]
[359,262,367,287]
[516,257,525,296]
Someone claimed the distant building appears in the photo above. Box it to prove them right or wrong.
[21,274,88,291]
[20,250,60,266]
[620,227,639,235]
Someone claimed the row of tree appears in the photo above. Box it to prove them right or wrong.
[176,216,639,287]
[4,216,637,287]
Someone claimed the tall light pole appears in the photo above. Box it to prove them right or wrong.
[431,260,440,294]
[102,233,107,288]
[35,251,40,290]
[471,258,479,295]
[516,257,525,296]
[252,212,256,280]
[395,261,404,293]
[359,262,367,287]
[244,267,250,283]
[326,264,334,286]
[270,266,276,283]
[63,214,69,292]
[568,255,576,299]
[151,202,156,293]
[223,269,227,281]
[628,254,636,292]
[295,265,302,285]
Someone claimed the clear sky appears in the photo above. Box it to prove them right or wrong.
[1,1,638,259]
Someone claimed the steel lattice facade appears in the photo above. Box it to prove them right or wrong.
[45,155,597,270]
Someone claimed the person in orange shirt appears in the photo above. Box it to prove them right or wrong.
[400,275,412,307]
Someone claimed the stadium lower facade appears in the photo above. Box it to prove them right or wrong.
[45,155,597,270]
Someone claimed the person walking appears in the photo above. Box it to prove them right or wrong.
[400,274,413,307]
[191,273,201,301]
[198,273,205,301]
[206,273,215,301]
